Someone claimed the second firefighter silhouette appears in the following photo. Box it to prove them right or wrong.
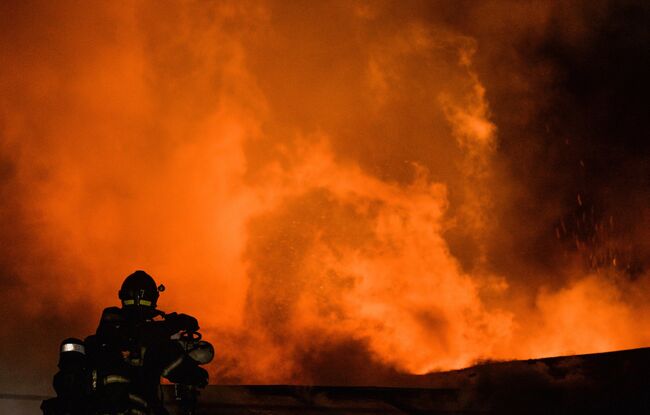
[46,270,213,414]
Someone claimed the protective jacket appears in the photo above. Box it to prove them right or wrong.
[43,307,210,415]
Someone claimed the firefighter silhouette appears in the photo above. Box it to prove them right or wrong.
[42,271,213,415]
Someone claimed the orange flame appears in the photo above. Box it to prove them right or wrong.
[0,1,648,386]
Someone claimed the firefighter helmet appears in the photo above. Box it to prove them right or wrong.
[118,270,163,308]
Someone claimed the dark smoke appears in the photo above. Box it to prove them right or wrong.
[461,0,650,286]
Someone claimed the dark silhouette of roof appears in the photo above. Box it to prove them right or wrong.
[161,347,650,414]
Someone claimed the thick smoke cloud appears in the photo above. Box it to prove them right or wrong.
[0,0,648,401]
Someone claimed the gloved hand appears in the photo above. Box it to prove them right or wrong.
[165,312,199,333]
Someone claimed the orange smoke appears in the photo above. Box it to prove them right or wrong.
[0,0,649,388]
